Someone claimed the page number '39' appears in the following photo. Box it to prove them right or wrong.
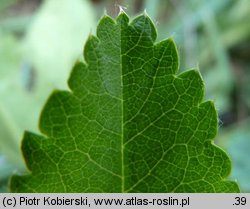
[234,197,247,206]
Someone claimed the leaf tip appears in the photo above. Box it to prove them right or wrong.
[103,7,108,16]
[166,36,176,46]
[117,10,129,24]
[114,2,127,15]
[130,13,157,42]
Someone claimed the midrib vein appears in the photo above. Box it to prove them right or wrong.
[120,18,125,193]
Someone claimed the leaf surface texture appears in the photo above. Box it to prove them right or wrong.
[10,12,239,192]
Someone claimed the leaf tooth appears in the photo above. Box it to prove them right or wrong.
[175,69,204,106]
[153,38,179,75]
[21,131,46,172]
[83,35,99,64]
[96,15,116,39]
[129,13,157,43]
[116,10,129,27]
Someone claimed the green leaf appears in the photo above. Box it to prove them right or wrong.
[10,12,239,192]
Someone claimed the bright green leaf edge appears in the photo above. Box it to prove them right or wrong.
[9,11,239,193]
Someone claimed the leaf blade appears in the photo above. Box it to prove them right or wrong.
[10,12,239,193]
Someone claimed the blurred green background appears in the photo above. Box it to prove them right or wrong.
[0,0,249,192]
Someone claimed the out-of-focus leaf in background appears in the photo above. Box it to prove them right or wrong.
[24,0,95,89]
[0,32,23,166]
[217,121,250,192]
